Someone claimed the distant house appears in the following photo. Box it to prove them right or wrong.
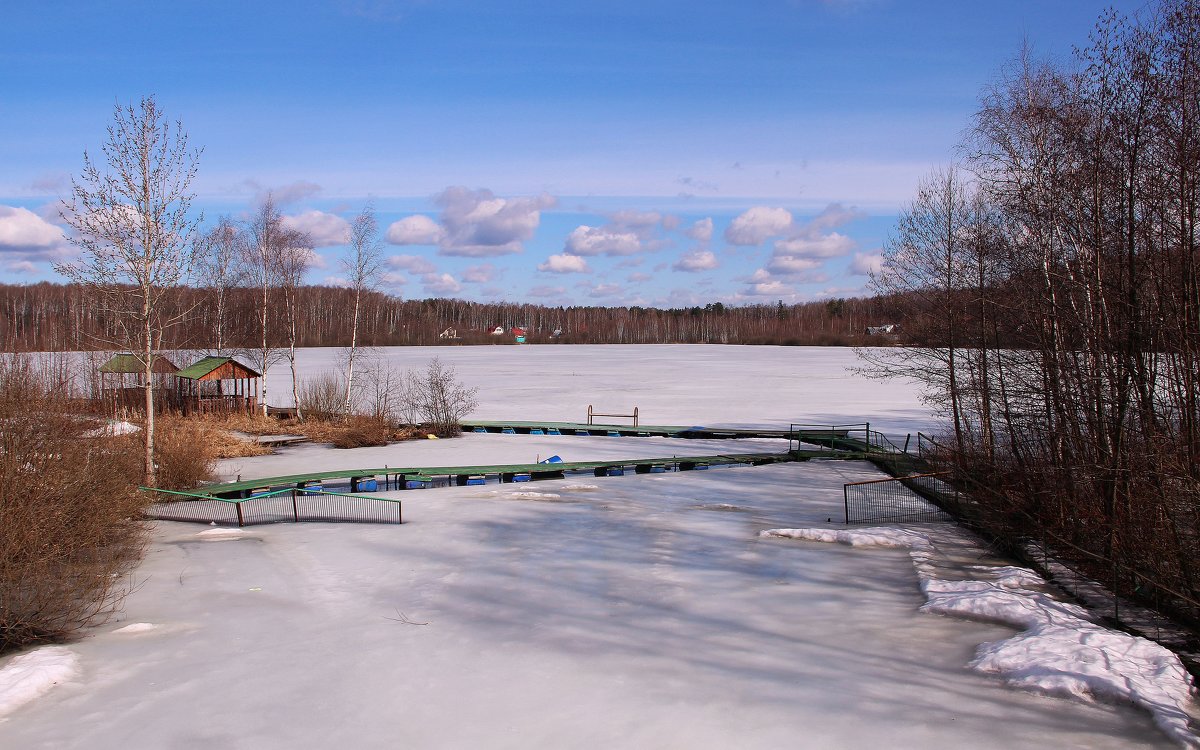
[512,326,527,344]
[173,356,261,416]
[439,327,460,340]
[98,353,180,414]
[866,324,899,336]
[490,326,506,335]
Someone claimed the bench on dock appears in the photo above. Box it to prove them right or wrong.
[587,405,639,427]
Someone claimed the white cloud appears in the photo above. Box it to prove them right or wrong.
[323,275,350,288]
[386,254,437,274]
[628,272,652,283]
[386,215,445,245]
[772,232,855,259]
[435,186,555,257]
[850,251,884,276]
[420,272,462,296]
[745,279,794,296]
[806,202,867,234]
[683,217,713,242]
[673,249,719,273]
[462,263,497,283]
[0,205,67,257]
[586,282,624,299]
[281,210,351,247]
[564,226,642,257]
[380,272,409,286]
[724,206,794,246]
[766,254,823,275]
[538,254,591,274]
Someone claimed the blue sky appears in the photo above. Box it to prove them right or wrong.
[0,0,1148,306]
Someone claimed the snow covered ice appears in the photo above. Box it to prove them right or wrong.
[1,345,1194,748]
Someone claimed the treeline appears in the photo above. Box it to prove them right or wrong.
[869,0,1200,627]
[0,281,904,351]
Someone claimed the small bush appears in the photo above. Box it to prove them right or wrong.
[152,416,219,489]
[0,358,146,654]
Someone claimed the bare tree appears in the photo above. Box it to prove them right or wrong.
[195,216,246,355]
[405,358,478,436]
[56,96,202,487]
[341,203,384,412]
[242,195,288,415]
[276,233,313,420]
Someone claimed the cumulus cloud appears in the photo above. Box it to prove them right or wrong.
[386,215,445,245]
[462,263,497,283]
[744,277,795,296]
[281,210,351,247]
[386,254,437,274]
[684,217,713,242]
[0,205,69,260]
[766,254,823,275]
[421,272,462,296]
[538,253,591,274]
[725,206,794,246]
[584,282,624,299]
[435,186,555,257]
[850,251,885,276]
[563,226,642,257]
[806,202,867,234]
[673,249,719,273]
[772,232,855,259]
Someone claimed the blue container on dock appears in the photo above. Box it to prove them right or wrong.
[530,428,545,435]
[466,475,487,486]
[649,465,666,473]
[548,428,561,435]
[473,426,487,433]
[406,478,432,489]
[502,427,516,435]
[606,467,624,476]
[513,473,531,482]
[607,430,621,437]
[694,464,709,471]
[355,478,379,492]
[300,484,324,496]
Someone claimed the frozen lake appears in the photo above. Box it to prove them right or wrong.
[0,346,1182,748]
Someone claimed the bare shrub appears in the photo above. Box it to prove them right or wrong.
[406,358,478,437]
[298,372,348,421]
[0,357,147,654]
[152,415,219,489]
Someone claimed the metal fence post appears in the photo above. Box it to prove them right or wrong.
[292,489,300,522]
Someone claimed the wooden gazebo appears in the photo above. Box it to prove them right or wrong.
[98,353,180,414]
[173,356,260,415]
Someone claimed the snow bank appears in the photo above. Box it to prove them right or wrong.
[0,647,79,720]
[761,526,1200,748]
[195,528,249,540]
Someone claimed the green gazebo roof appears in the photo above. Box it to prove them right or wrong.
[174,356,261,381]
[98,353,179,374]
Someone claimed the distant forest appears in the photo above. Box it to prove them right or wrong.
[0,281,906,352]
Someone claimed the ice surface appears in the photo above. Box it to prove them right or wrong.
[0,346,1185,749]
[763,525,1199,747]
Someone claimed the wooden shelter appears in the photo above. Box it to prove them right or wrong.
[173,356,261,415]
[98,353,180,414]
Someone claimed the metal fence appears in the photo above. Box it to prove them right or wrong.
[145,487,403,527]
[843,472,955,524]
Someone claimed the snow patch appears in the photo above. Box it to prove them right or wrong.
[561,484,599,491]
[0,647,79,719]
[196,528,249,540]
[84,420,140,438]
[507,491,564,501]
[112,622,158,635]
[762,526,1200,748]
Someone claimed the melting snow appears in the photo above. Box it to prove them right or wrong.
[0,647,79,720]
[761,526,1200,748]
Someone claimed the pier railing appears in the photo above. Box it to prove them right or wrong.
[142,487,402,526]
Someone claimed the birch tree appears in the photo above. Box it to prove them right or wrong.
[55,96,202,487]
[341,204,383,412]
